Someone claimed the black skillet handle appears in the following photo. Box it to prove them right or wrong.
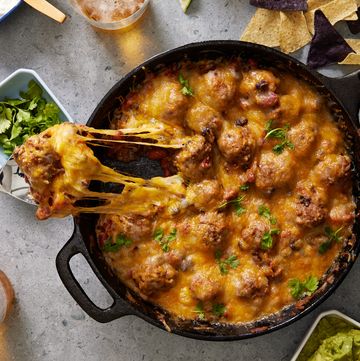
[319,70,360,124]
[56,222,134,323]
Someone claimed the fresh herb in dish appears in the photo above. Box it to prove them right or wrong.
[0,80,62,155]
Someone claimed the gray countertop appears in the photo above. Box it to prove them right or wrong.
[0,1,359,360]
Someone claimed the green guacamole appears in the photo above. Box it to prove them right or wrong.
[297,316,360,361]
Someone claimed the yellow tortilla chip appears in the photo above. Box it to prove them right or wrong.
[240,9,280,48]
[305,0,358,34]
[279,11,312,53]
[340,39,360,64]
[307,0,332,10]
[344,11,359,20]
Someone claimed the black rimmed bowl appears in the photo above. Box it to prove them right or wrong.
[55,41,360,341]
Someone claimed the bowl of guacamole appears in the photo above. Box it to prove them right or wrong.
[292,311,360,361]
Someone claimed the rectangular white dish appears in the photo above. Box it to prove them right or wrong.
[0,0,22,23]
[0,68,73,169]
[291,310,360,361]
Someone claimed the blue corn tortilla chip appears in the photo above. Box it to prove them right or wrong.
[347,9,360,34]
[249,0,307,11]
[307,10,355,68]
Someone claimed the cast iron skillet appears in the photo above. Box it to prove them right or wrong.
[56,41,360,341]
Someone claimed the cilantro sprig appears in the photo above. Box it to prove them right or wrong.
[319,226,343,254]
[194,302,205,320]
[0,80,62,155]
[178,73,194,96]
[218,195,246,216]
[264,120,294,155]
[288,276,319,300]
[153,227,177,252]
[258,205,277,225]
[260,229,280,250]
[102,234,132,252]
[215,250,240,275]
[212,303,226,317]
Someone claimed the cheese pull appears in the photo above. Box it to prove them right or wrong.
[13,122,186,220]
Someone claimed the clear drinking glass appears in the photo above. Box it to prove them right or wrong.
[68,0,150,30]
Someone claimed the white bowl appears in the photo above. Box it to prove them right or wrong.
[0,69,73,204]
[291,310,360,361]
[0,0,22,23]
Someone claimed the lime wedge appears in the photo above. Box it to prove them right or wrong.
[179,0,192,13]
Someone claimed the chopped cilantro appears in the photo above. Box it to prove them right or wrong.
[153,227,177,252]
[212,303,226,317]
[179,73,194,96]
[319,226,343,254]
[258,204,277,225]
[264,120,294,154]
[260,229,280,250]
[288,276,319,300]
[215,250,240,275]
[218,195,246,216]
[240,184,250,191]
[0,80,62,155]
[194,302,205,320]
[102,234,132,252]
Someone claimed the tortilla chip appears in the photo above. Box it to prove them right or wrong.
[250,0,307,11]
[339,38,360,63]
[344,11,358,20]
[307,0,332,10]
[279,11,311,53]
[347,9,360,33]
[307,10,355,68]
[305,0,358,33]
[240,9,280,47]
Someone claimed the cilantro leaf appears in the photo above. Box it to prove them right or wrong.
[258,204,277,225]
[218,195,246,216]
[153,227,176,252]
[212,303,226,317]
[288,276,319,299]
[102,234,132,252]
[215,251,240,275]
[179,73,194,96]
[260,229,280,250]
[0,81,62,155]
[240,184,250,191]
[319,226,343,254]
[264,121,294,154]
[194,302,205,320]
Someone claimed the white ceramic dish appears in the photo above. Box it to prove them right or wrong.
[0,0,22,23]
[0,68,73,203]
[291,310,360,361]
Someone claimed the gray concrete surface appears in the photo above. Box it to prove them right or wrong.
[0,1,359,360]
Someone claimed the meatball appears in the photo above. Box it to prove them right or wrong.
[190,270,222,301]
[329,199,355,224]
[255,151,294,192]
[239,70,279,108]
[175,135,212,181]
[97,213,153,244]
[196,211,227,248]
[185,102,223,138]
[295,184,327,227]
[131,262,178,296]
[233,267,269,298]
[217,124,255,166]
[239,218,270,251]
[192,67,238,111]
[140,76,189,125]
[312,154,351,185]
[287,117,318,158]
[186,179,222,211]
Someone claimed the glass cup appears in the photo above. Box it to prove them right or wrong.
[68,0,150,30]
